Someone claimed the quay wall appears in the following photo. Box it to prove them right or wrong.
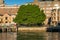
[18,27,47,32]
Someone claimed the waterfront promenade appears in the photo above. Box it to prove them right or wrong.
[18,27,47,32]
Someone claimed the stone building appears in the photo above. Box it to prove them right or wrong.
[32,0,60,26]
[51,9,60,26]
[0,6,19,25]
[0,0,4,5]
[0,0,60,26]
[0,0,19,26]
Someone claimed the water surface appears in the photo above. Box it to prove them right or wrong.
[17,32,60,40]
[0,32,17,40]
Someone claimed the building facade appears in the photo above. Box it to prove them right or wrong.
[0,0,60,26]
[0,0,19,26]
[32,0,60,26]
[51,9,60,26]
[0,0,4,5]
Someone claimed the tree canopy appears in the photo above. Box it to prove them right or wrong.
[13,4,46,26]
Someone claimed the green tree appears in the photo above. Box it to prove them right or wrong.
[13,4,46,26]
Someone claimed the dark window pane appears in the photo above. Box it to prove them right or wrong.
[5,17,8,20]
[5,21,8,23]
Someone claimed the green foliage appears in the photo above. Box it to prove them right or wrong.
[13,4,46,26]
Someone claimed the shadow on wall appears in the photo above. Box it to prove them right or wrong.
[48,17,51,25]
[0,28,2,33]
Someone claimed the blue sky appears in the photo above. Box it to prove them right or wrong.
[4,0,34,5]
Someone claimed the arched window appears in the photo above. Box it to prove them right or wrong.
[0,19,2,23]
[5,17,8,20]
[5,21,8,23]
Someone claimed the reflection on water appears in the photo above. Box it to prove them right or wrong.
[18,32,60,40]
[0,32,60,40]
[0,32,17,40]
[47,32,60,40]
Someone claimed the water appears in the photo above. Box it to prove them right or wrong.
[17,32,60,40]
[0,32,60,40]
[0,32,17,40]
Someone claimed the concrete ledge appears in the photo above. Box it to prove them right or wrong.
[18,27,47,32]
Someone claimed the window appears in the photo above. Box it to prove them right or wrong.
[5,21,8,23]
[0,19,2,23]
[0,21,1,23]
[5,17,8,20]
